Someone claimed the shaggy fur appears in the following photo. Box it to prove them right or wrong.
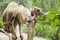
[2,1,31,40]
[27,7,44,40]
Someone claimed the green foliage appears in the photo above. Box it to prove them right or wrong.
[46,8,60,27]
[0,17,3,28]
[22,24,28,33]
[45,6,60,40]
[18,0,32,8]
[35,22,57,40]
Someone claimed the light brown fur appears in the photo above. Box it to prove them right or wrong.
[2,2,24,40]
[27,7,44,40]
[2,1,32,40]
[2,2,44,40]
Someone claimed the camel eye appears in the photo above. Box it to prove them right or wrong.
[31,10,34,16]
[37,9,40,11]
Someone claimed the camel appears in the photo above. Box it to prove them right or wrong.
[27,7,44,40]
[2,1,31,40]
[2,1,44,40]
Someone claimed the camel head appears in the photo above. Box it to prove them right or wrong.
[31,7,44,16]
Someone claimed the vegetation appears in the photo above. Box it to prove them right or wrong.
[0,17,3,28]
[0,0,60,40]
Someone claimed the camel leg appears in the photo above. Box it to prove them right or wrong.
[10,26,17,40]
[18,21,23,40]
[20,25,23,40]
[12,31,17,40]
[19,24,23,40]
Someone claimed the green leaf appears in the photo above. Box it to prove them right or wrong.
[51,19,59,27]
[57,11,60,15]
[46,12,55,22]
[45,12,51,22]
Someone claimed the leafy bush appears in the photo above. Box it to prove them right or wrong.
[35,22,57,40]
